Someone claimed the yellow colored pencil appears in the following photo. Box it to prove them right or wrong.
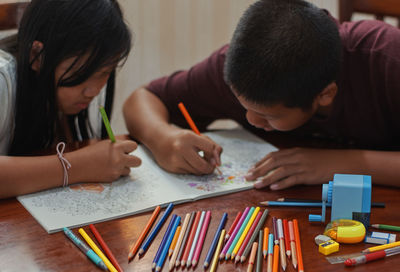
[362,241,400,253]
[210,229,226,272]
[79,228,118,272]
[232,207,260,259]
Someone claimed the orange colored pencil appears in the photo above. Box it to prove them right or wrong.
[247,242,258,272]
[263,227,269,259]
[272,244,279,272]
[293,219,304,272]
[89,224,123,272]
[177,102,222,175]
[178,102,200,135]
[128,206,161,261]
[169,226,181,257]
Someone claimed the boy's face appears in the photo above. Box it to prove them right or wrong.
[236,95,316,132]
[55,56,113,115]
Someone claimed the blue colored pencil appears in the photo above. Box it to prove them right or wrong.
[152,214,177,270]
[138,203,174,256]
[155,216,181,272]
[203,212,228,269]
[63,227,107,271]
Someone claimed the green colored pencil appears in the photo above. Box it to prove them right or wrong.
[371,224,400,232]
[99,106,116,143]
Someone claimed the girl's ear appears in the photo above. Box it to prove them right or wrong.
[317,82,337,107]
[30,41,44,72]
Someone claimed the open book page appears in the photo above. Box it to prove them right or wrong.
[17,129,277,233]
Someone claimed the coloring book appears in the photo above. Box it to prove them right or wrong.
[17,129,277,233]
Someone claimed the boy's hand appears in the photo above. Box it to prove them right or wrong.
[71,139,142,182]
[245,148,347,190]
[152,129,223,175]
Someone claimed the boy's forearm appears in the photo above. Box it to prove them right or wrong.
[123,87,176,151]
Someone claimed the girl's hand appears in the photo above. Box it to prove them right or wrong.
[68,139,141,183]
[152,129,223,175]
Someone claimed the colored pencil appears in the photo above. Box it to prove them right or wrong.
[262,200,385,208]
[169,213,190,271]
[276,198,385,208]
[99,106,115,143]
[156,216,181,272]
[168,226,181,257]
[128,205,161,261]
[235,212,262,263]
[267,234,274,272]
[225,211,242,242]
[210,229,225,272]
[362,241,400,253]
[177,102,222,175]
[187,211,206,267]
[63,227,107,271]
[247,242,258,272]
[240,209,269,263]
[283,219,291,258]
[138,203,174,257]
[263,227,269,259]
[89,224,123,272]
[181,211,201,267]
[277,219,287,271]
[176,212,196,267]
[256,230,263,272]
[232,207,260,259]
[192,211,212,267]
[152,214,177,270]
[272,244,279,272]
[204,212,228,269]
[293,219,304,272]
[272,217,278,245]
[226,207,255,260]
[288,221,298,269]
[236,211,262,263]
[371,224,400,232]
[79,228,117,272]
[220,207,250,260]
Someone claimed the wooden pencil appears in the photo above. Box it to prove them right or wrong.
[181,211,201,267]
[247,242,258,272]
[288,221,298,269]
[169,213,190,271]
[175,212,195,267]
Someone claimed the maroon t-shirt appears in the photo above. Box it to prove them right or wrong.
[148,19,400,150]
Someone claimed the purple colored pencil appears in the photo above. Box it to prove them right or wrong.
[272,217,279,245]
[219,207,250,259]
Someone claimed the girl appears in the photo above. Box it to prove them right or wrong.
[0,0,141,199]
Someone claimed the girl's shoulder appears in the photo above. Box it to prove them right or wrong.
[0,49,16,73]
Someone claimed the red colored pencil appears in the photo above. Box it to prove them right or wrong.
[235,211,262,263]
[192,211,212,267]
[225,211,242,242]
[181,211,201,267]
[283,219,291,258]
[89,224,123,272]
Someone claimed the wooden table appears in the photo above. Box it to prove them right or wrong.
[1,133,400,271]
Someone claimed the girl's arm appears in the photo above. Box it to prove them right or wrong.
[0,139,141,199]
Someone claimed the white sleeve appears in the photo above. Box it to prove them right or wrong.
[0,67,16,155]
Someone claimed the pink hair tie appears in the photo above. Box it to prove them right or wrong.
[56,142,71,187]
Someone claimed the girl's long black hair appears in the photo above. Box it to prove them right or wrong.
[8,0,131,155]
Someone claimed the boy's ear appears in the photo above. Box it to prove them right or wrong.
[30,40,44,72]
[317,82,337,107]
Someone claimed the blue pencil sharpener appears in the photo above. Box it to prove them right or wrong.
[309,174,371,226]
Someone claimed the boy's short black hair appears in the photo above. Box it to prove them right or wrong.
[224,0,341,109]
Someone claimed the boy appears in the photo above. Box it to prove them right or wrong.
[124,0,400,190]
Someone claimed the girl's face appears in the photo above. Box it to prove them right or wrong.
[54,56,113,115]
